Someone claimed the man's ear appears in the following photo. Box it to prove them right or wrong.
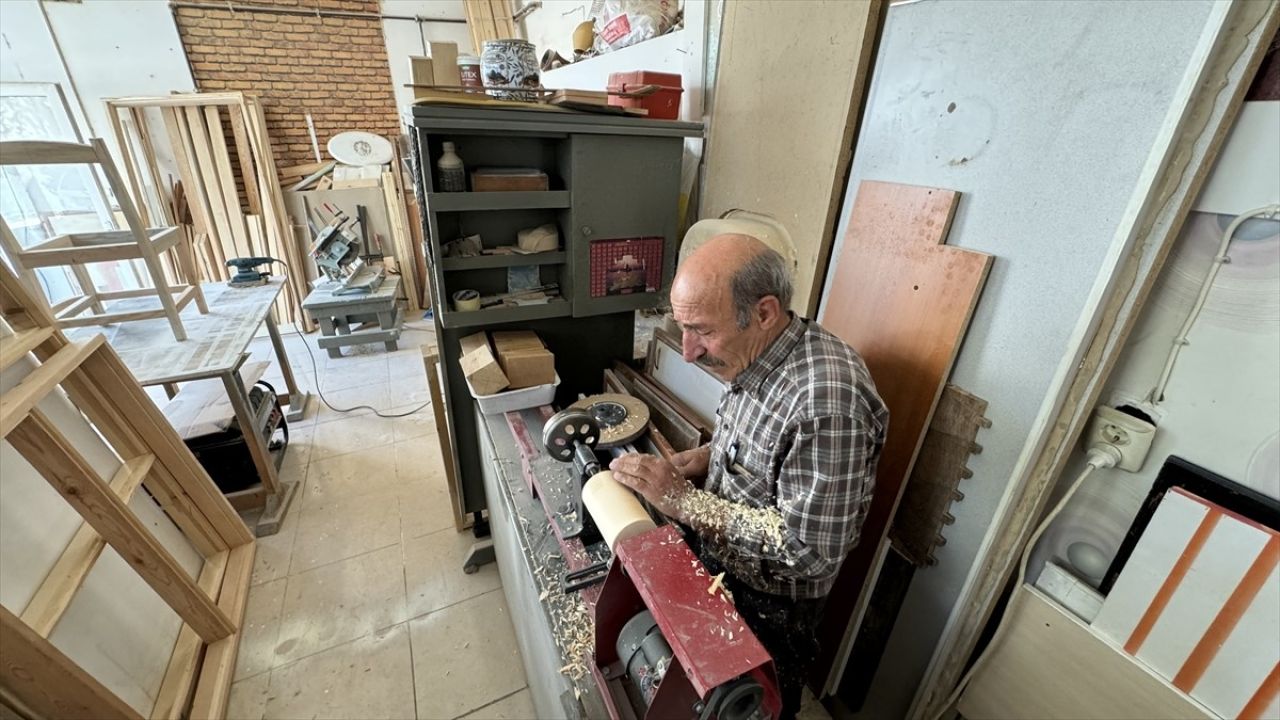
[755,295,783,327]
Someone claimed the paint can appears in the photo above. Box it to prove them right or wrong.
[457,54,483,92]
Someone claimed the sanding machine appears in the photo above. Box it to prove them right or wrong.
[541,399,781,720]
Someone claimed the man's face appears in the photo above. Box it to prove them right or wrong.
[670,281,763,382]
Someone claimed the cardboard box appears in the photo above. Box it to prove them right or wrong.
[429,41,461,87]
[458,332,509,396]
[471,168,550,192]
[492,331,555,389]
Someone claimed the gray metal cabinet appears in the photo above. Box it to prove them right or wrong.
[409,105,700,516]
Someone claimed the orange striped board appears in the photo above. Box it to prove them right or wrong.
[1093,487,1280,719]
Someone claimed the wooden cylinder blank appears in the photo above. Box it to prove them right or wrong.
[582,471,656,550]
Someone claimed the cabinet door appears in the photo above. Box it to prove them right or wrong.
[567,134,683,317]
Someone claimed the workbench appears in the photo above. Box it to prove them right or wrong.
[476,405,610,720]
[65,278,309,535]
[301,275,403,358]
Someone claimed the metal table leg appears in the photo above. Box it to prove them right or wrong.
[265,312,311,423]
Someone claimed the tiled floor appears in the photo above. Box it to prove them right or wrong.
[226,324,534,720]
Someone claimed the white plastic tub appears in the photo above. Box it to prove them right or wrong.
[467,372,560,414]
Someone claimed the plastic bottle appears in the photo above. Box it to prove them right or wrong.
[438,142,466,192]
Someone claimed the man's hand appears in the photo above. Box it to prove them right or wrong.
[670,444,711,480]
[609,452,693,518]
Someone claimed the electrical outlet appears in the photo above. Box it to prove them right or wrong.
[1085,406,1157,472]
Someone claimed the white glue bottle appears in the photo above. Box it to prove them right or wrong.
[438,142,466,192]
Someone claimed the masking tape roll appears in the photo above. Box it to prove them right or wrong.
[582,470,656,550]
[452,289,481,312]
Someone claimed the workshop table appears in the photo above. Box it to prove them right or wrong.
[66,278,309,535]
[476,406,610,720]
[301,275,403,358]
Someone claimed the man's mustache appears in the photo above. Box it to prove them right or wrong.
[696,354,727,369]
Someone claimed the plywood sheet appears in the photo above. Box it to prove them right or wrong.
[959,586,1214,720]
[814,180,991,685]
[701,0,884,314]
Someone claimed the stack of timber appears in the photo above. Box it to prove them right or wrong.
[105,92,314,331]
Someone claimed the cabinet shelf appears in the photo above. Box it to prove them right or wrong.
[439,300,571,329]
[427,191,570,212]
[441,252,566,271]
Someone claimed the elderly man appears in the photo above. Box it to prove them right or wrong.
[610,233,888,719]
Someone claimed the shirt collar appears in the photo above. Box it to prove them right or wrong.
[732,313,806,395]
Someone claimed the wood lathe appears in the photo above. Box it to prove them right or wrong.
[540,396,782,720]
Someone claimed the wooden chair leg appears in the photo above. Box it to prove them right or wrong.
[175,235,209,313]
[69,264,105,314]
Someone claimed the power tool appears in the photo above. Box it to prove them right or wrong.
[226,257,276,288]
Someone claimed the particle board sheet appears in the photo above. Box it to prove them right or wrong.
[814,180,991,686]
[701,0,884,314]
[958,586,1215,720]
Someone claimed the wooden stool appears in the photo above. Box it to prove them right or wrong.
[302,276,403,358]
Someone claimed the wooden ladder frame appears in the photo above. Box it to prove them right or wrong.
[0,261,254,719]
[0,138,208,342]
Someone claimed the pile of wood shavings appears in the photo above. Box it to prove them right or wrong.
[531,554,594,688]
[675,489,786,554]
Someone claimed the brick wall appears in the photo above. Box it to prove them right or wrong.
[173,0,400,170]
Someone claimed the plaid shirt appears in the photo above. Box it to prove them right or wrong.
[701,314,887,599]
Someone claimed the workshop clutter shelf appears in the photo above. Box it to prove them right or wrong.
[426,190,571,211]
[412,105,701,522]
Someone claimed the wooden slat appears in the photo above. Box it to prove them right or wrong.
[132,107,172,226]
[54,296,94,320]
[151,551,229,720]
[106,92,247,109]
[0,604,142,720]
[162,107,222,272]
[383,171,421,312]
[189,541,255,720]
[7,409,235,642]
[0,326,54,372]
[203,106,252,258]
[19,454,156,637]
[0,140,99,166]
[424,348,466,532]
[0,336,104,438]
[814,181,992,686]
[227,108,262,217]
[183,107,238,262]
[77,346,252,548]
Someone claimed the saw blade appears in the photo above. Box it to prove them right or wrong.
[569,393,650,447]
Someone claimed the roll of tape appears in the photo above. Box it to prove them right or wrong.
[452,289,481,312]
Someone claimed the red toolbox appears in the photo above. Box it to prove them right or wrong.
[607,70,683,120]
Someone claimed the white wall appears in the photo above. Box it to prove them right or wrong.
[816,1,1223,716]
[0,0,195,161]
[1032,100,1280,587]
[382,0,475,123]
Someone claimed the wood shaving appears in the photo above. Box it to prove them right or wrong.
[707,572,725,596]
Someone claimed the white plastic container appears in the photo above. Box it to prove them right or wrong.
[467,372,560,414]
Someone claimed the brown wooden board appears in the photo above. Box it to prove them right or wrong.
[890,384,990,566]
[813,181,992,688]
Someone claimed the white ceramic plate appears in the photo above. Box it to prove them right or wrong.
[327,131,394,166]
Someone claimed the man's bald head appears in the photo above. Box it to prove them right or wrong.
[669,234,793,380]
[675,234,793,328]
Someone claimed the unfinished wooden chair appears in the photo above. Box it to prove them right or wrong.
[0,138,207,341]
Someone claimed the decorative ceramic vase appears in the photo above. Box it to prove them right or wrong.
[481,39,540,101]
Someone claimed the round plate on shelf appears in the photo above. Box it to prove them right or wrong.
[327,131,393,166]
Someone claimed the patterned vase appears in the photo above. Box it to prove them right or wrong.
[481,39,540,102]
